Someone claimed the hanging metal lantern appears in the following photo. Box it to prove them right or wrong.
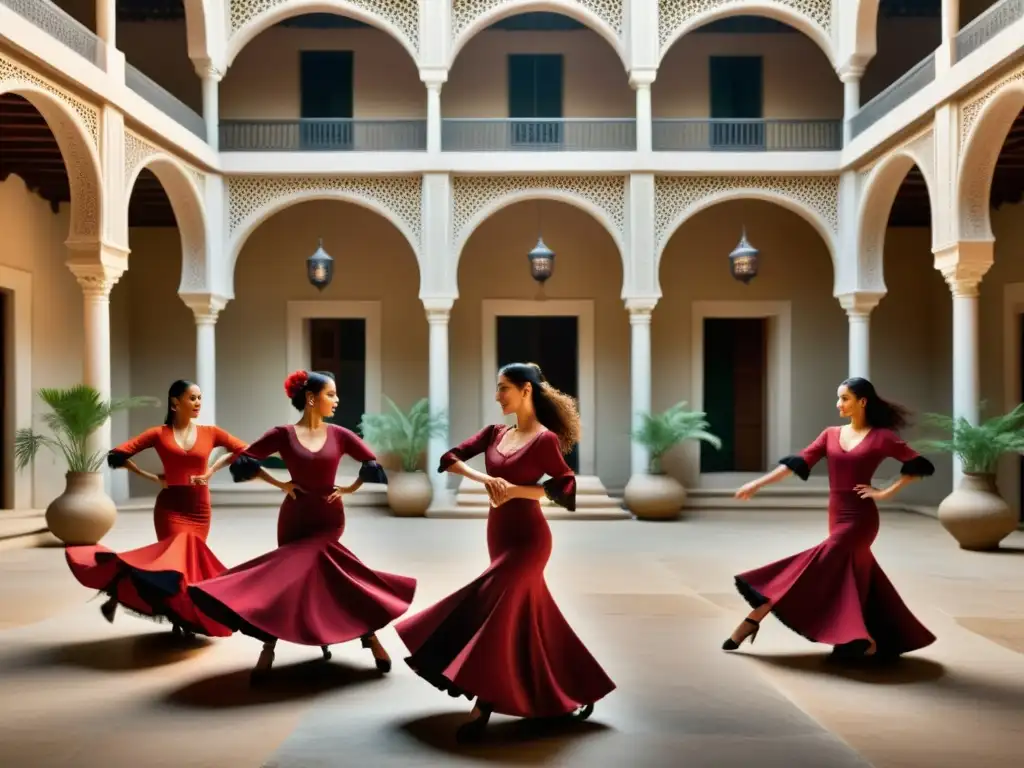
[528,236,555,283]
[307,238,334,291]
[729,228,759,284]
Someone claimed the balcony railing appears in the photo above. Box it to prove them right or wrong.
[849,53,936,139]
[1,0,101,67]
[442,119,636,151]
[125,63,206,138]
[652,119,841,151]
[956,0,1024,62]
[219,119,427,151]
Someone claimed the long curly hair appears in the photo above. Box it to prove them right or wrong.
[841,377,911,431]
[499,362,580,454]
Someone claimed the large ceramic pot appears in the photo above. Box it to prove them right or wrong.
[45,471,116,545]
[623,473,687,521]
[387,471,434,517]
[937,472,1017,551]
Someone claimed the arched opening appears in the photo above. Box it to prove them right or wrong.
[444,12,633,152]
[220,12,424,151]
[656,199,835,487]
[454,199,625,486]
[221,200,423,469]
[860,153,951,505]
[654,15,842,151]
[959,87,1024,519]
[0,88,102,506]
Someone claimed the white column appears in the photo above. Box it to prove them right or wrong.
[627,299,656,475]
[196,62,223,150]
[425,300,452,498]
[630,72,655,154]
[837,292,881,380]
[421,71,447,154]
[942,0,960,42]
[96,0,116,47]
[839,67,863,146]
[951,279,980,482]
[67,256,126,490]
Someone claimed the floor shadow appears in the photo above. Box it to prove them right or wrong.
[746,652,947,684]
[13,631,213,672]
[986,544,1024,555]
[164,659,383,709]
[397,711,611,762]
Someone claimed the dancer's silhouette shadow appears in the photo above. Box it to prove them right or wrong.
[746,651,946,684]
[397,712,610,761]
[13,631,211,672]
[165,659,382,708]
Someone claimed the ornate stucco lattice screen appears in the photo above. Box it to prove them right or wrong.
[451,0,625,39]
[450,175,628,258]
[226,176,424,266]
[657,0,835,55]
[0,54,101,240]
[653,175,840,261]
[228,0,421,55]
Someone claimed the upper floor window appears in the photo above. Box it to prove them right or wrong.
[508,54,564,145]
[709,56,764,149]
[299,50,354,149]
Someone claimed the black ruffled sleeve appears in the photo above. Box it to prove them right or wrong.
[542,475,576,512]
[778,455,810,481]
[358,461,388,484]
[900,455,935,477]
[106,449,130,469]
[229,455,262,483]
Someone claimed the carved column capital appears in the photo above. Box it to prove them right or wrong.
[933,240,994,298]
[629,69,657,89]
[66,241,129,298]
[837,291,884,318]
[419,68,448,90]
[625,297,658,323]
[180,292,229,325]
[423,297,454,324]
[193,58,224,82]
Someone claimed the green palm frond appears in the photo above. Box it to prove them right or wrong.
[359,396,448,472]
[632,402,722,473]
[14,386,159,474]
[914,402,1024,474]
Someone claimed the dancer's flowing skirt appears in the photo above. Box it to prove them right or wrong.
[189,494,416,646]
[65,486,232,636]
[396,499,616,718]
[734,493,935,656]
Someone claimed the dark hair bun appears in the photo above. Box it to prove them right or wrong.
[284,370,308,399]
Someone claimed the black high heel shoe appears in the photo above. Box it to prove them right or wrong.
[722,617,760,651]
[455,702,493,744]
[320,645,332,661]
[250,642,276,686]
[100,597,118,624]
[360,634,391,673]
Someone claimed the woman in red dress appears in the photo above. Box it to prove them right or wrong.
[188,370,417,683]
[395,362,616,743]
[66,380,285,638]
[724,377,936,660]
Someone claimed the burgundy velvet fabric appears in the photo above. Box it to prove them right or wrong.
[735,427,936,656]
[188,425,416,646]
[396,425,616,718]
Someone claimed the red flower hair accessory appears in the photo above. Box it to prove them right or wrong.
[284,370,308,399]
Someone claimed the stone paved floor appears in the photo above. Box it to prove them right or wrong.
[0,507,1022,768]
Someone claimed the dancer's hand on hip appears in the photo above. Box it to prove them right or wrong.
[854,484,890,501]
[281,481,303,499]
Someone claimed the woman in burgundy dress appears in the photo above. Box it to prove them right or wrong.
[188,370,417,683]
[396,362,615,743]
[724,377,936,660]
[67,380,284,638]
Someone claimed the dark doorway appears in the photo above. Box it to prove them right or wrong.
[0,290,7,508]
[701,317,768,473]
[709,56,764,149]
[508,54,564,146]
[496,315,579,472]
[299,50,354,149]
[309,318,366,434]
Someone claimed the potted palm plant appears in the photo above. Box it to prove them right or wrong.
[14,385,158,545]
[915,404,1024,551]
[359,396,448,517]
[624,402,722,520]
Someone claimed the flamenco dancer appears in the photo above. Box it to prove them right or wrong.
[188,370,416,683]
[67,380,283,638]
[724,377,936,660]
[395,362,615,743]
